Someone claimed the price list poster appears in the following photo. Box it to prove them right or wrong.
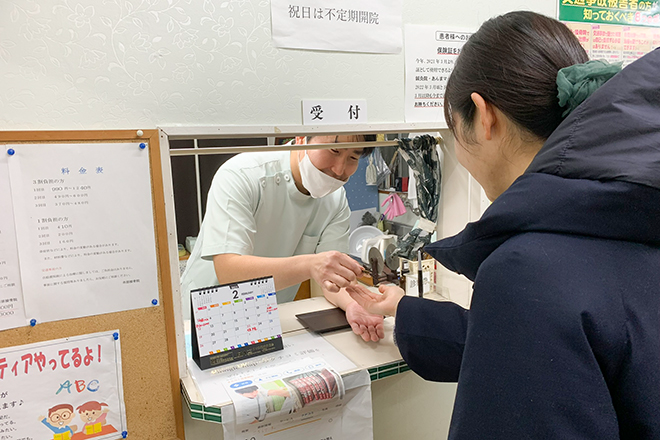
[5,143,159,324]
[0,154,27,330]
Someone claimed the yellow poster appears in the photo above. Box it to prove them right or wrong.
[564,21,660,65]
[566,22,594,55]
[622,26,653,63]
[652,27,660,46]
[592,24,624,63]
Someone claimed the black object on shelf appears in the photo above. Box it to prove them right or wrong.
[296,308,351,333]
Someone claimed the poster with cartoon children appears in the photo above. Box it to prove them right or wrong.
[0,330,126,440]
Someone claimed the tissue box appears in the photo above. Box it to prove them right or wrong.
[185,236,197,254]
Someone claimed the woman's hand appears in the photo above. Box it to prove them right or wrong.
[345,283,405,317]
[345,301,385,342]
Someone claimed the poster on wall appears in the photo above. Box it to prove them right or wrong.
[0,155,27,331]
[6,142,159,324]
[0,330,127,440]
[404,25,473,125]
[271,0,403,53]
[558,0,660,28]
[559,0,660,66]
[564,21,660,65]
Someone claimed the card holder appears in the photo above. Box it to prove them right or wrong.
[296,308,351,333]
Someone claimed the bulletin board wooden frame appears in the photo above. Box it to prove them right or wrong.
[0,130,184,440]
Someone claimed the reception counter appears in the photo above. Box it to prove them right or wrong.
[181,293,458,439]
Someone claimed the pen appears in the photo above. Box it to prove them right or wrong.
[417,248,423,298]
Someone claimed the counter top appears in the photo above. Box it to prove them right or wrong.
[181,291,447,423]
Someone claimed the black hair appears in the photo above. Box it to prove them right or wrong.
[444,11,589,142]
[303,135,376,157]
[360,134,376,157]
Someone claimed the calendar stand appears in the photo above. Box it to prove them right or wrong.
[191,277,284,370]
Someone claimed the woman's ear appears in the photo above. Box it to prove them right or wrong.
[470,93,497,141]
[295,136,306,145]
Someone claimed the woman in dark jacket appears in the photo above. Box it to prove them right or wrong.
[348,11,660,439]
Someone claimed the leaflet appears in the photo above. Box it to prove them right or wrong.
[222,358,372,440]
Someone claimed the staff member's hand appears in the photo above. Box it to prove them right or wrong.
[310,251,363,293]
[346,283,405,317]
[345,301,385,342]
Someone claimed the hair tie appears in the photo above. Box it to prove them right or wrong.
[557,59,622,117]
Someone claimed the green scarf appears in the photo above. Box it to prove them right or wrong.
[557,59,622,117]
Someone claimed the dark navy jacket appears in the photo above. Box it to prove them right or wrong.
[395,48,660,439]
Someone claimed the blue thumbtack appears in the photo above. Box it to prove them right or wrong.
[152,299,158,306]
[113,332,119,340]
[139,143,146,149]
[7,149,15,156]
[30,319,36,327]
[122,431,128,438]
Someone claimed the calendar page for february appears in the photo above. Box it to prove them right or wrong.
[191,276,284,370]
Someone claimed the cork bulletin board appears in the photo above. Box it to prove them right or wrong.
[0,130,184,440]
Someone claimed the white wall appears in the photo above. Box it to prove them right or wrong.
[2,0,556,129]
[436,132,489,308]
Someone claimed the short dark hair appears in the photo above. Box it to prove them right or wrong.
[444,11,589,142]
[360,134,376,157]
[305,134,376,157]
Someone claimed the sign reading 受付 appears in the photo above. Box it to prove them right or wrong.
[302,100,368,125]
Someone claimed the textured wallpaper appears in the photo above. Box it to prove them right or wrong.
[0,0,552,129]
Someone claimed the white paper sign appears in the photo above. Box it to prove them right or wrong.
[405,270,433,296]
[6,143,159,324]
[0,330,126,440]
[404,25,473,124]
[302,100,368,125]
[271,0,403,54]
[0,154,27,330]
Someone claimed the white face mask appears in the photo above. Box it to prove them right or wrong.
[299,151,347,198]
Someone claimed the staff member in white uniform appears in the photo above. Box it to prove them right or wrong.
[181,135,385,342]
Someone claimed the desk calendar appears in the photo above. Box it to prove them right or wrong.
[191,277,284,370]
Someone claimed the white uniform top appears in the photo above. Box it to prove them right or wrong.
[181,151,350,318]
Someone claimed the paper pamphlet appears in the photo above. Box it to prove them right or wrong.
[222,359,373,440]
[187,331,357,407]
[226,358,343,425]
